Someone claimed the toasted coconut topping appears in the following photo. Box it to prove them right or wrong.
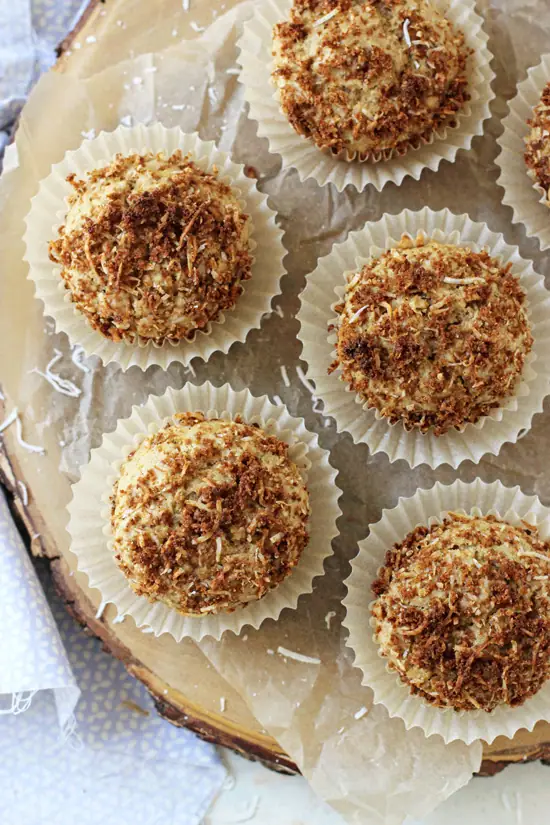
[525,81,550,204]
[271,0,471,157]
[332,236,532,435]
[111,414,310,616]
[49,151,252,345]
[371,513,550,712]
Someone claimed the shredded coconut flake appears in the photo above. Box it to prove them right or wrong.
[280,365,290,387]
[403,18,412,48]
[274,305,285,319]
[30,349,81,398]
[0,407,18,434]
[17,480,29,506]
[519,549,550,563]
[95,601,106,620]
[277,646,320,665]
[324,610,336,629]
[182,0,190,10]
[273,395,282,405]
[296,365,316,396]
[349,304,369,323]
[443,277,484,285]
[312,397,324,414]
[220,696,226,712]
[216,536,223,562]
[226,67,240,75]
[15,417,45,455]
[71,345,90,373]
[313,7,339,27]
[354,706,368,720]
[190,21,205,32]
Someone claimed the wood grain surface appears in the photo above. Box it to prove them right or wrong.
[2,0,550,780]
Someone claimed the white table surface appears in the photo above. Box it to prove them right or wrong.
[207,750,550,825]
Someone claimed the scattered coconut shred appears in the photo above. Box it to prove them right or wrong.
[17,480,29,506]
[71,345,90,373]
[279,365,290,387]
[30,349,81,398]
[277,646,320,665]
[313,7,339,27]
[0,407,45,455]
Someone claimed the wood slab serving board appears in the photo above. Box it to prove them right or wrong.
[2,0,550,779]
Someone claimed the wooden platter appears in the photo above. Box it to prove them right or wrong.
[2,0,550,781]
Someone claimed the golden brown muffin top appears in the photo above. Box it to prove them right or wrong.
[372,513,550,712]
[272,0,470,157]
[49,151,252,345]
[111,414,310,616]
[332,236,532,435]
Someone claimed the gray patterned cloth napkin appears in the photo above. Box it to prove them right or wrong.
[0,488,226,824]
[0,3,227,821]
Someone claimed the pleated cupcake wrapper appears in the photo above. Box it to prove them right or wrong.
[342,478,550,745]
[237,0,495,192]
[23,123,286,372]
[496,53,550,251]
[67,382,342,642]
[296,207,550,470]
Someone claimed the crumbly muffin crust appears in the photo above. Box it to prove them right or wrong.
[49,151,252,344]
[372,513,550,712]
[525,81,550,204]
[332,236,533,435]
[111,414,310,615]
[272,0,470,157]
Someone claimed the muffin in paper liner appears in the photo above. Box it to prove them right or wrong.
[496,53,550,251]
[237,0,495,192]
[66,382,342,642]
[342,478,550,745]
[23,123,286,372]
[295,207,550,469]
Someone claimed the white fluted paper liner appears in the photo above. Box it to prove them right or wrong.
[496,54,550,251]
[342,478,550,745]
[237,0,494,192]
[67,382,341,642]
[23,123,285,371]
[296,207,550,469]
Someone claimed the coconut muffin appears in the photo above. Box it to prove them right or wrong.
[272,0,470,158]
[49,151,252,344]
[525,81,550,205]
[111,414,310,615]
[371,513,550,712]
[332,236,533,435]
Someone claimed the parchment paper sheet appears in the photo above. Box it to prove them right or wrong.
[4,1,550,822]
